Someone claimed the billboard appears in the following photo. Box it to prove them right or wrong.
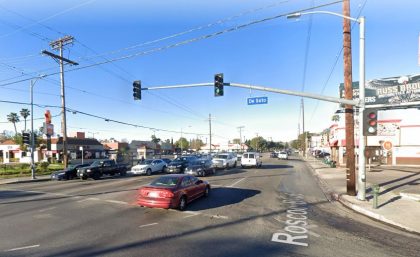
[339,74,420,107]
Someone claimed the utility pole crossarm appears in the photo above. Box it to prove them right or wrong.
[41,50,79,65]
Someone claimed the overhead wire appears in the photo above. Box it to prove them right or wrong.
[308,0,368,125]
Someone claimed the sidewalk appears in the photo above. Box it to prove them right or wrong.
[0,175,51,185]
[304,156,420,234]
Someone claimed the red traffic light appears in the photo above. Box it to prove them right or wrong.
[368,112,377,119]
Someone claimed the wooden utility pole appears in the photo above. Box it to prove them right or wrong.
[42,35,78,168]
[343,0,356,196]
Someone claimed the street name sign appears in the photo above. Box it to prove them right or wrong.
[248,96,268,105]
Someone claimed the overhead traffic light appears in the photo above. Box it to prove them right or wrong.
[22,132,30,145]
[133,80,141,100]
[363,109,378,136]
[214,73,224,97]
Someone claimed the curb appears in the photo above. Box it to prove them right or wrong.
[0,176,51,185]
[333,193,420,235]
[302,156,420,235]
[400,192,420,202]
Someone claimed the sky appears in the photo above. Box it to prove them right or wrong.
[0,0,420,144]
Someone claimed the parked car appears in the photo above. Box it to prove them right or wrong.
[137,174,210,211]
[316,152,331,158]
[51,163,90,180]
[270,152,278,158]
[166,156,198,174]
[161,158,172,165]
[241,152,262,168]
[278,151,289,160]
[212,153,237,169]
[184,159,215,177]
[77,159,127,180]
[129,159,167,176]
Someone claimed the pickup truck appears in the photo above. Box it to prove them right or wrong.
[77,159,127,180]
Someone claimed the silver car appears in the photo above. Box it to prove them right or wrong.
[129,159,167,176]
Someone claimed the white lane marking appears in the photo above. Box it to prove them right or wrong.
[227,177,246,187]
[105,200,129,205]
[206,214,229,219]
[139,223,158,228]
[4,244,40,252]
[38,207,56,212]
[183,214,199,219]
[76,197,100,203]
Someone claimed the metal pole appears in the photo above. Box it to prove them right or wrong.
[209,114,212,153]
[30,80,36,179]
[357,17,366,200]
[180,128,183,153]
[81,147,84,165]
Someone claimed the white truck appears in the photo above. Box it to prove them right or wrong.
[212,153,237,169]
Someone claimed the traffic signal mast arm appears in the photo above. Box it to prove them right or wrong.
[140,81,360,106]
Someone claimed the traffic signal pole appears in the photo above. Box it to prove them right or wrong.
[142,82,359,106]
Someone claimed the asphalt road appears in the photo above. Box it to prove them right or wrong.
[0,155,419,257]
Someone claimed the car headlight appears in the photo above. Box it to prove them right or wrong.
[86,169,91,173]
[197,168,202,172]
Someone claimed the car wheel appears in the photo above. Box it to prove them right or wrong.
[204,186,210,197]
[120,170,127,176]
[241,165,244,168]
[146,169,152,176]
[162,166,167,173]
[226,163,230,170]
[178,196,187,211]
[212,168,216,175]
[233,161,237,168]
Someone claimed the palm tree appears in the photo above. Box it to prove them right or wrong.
[20,108,30,131]
[7,112,20,135]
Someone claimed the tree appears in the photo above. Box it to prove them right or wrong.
[175,137,189,151]
[20,108,30,131]
[331,114,340,122]
[190,138,204,150]
[250,136,266,152]
[232,138,241,144]
[151,135,161,144]
[7,112,20,135]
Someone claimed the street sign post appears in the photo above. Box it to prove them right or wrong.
[247,96,268,105]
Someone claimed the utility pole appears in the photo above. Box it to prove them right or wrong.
[42,35,78,168]
[209,114,212,153]
[301,98,306,157]
[343,0,356,196]
[237,126,244,151]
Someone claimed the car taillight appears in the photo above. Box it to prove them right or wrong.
[159,190,174,198]
[139,188,149,196]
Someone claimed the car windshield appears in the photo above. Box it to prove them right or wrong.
[215,155,228,159]
[90,161,102,167]
[150,177,180,187]
[140,160,153,165]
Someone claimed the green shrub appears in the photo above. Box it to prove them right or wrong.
[38,162,50,172]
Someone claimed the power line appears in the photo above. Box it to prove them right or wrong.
[0,99,208,136]
[308,0,367,125]
[0,0,343,88]
[79,1,290,60]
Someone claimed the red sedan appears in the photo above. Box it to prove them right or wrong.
[137,174,210,211]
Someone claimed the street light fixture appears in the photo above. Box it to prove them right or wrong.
[30,75,46,180]
[287,11,366,200]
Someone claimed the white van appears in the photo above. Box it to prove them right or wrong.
[241,152,262,168]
